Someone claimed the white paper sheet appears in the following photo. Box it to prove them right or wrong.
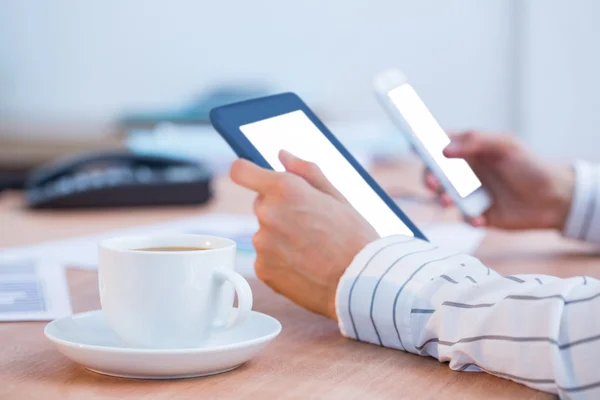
[0,255,72,321]
[2,213,484,278]
[422,222,485,254]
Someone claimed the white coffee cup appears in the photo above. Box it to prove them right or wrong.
[98,234,252,349]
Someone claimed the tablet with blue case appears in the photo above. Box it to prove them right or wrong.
[209,92,425,240]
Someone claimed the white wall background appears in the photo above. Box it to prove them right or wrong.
[519,0,600,162]
[1,0,599,162]
[0,0,515,133]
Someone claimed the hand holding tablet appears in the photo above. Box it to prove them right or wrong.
[209,92,425,240]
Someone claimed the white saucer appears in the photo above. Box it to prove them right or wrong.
[44,309,281,379]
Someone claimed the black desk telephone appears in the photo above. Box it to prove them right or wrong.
[25,151,213,209]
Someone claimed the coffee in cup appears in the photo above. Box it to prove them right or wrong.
[134,246,211,252]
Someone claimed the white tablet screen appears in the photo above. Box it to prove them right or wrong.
[239,110,414,237]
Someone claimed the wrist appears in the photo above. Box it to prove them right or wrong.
[326,292,338,321]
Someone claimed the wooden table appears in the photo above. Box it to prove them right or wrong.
[1,163,598,400]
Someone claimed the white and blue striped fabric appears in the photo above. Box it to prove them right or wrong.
[335,161,600,399]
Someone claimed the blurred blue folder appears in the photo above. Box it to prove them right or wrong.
[119,86,269,126]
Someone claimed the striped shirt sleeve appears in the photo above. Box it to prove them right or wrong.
[335,234,600,398]
[563,161,600,243]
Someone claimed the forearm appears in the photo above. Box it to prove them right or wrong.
[336,235,600,398]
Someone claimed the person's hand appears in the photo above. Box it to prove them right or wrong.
[425,131,575,230]
[230,151,379,320]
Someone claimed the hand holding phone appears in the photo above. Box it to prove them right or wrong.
[426,130,576,231]
[374,68,492,218]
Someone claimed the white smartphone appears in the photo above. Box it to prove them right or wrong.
[373,68,491,218]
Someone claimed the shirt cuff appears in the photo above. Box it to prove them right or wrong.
[334,234,439,352]
[563,161,600,242]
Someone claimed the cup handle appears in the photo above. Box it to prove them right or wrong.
[213,268,253,330]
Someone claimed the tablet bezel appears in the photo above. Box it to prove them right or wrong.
[209,92,426,240]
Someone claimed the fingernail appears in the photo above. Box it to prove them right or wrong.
[443,142,461,155]
[279,149,291,158]
[279,149,299,161]
[446,141,460,150]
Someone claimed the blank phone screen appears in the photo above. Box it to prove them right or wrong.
[239,110,414,237]
[387,84,481,198]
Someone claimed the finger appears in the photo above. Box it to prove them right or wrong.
[424,171,442,193]
[230,158,280,194]
[278,150,346,202]
[467,215,487,227]
[443,131,514,160]
[440,192,453,207]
